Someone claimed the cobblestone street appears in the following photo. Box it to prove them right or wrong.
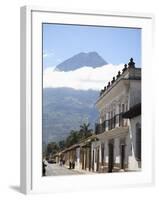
[45,163,86,176]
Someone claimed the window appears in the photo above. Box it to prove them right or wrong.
[119,104,121,113]
[122,104,125,113]
[125,104,128,111]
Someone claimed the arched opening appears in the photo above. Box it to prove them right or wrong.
[96,148,99,172]
[108,141,114,172]
[101,143,105,166]
[135,123,141,161]
[121,145,125,169]
[92,150,94,171]
[120,138,125,170]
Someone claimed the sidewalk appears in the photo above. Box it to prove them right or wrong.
[63,164,95,175]
[46,163,85,176]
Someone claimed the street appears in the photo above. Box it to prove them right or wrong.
[45,163,86,176]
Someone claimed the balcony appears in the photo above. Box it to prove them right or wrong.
[95,113,127,135]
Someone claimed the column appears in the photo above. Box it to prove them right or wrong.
[116,104,120,127]
[106,112,109,131]
[76,147,80,169]
[104,140,108,164]
[114,138,120,169]
[126,133,139,171]
[94,148,96,172]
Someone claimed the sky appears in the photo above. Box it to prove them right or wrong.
[43,23,141,91]
[43,23,141,68]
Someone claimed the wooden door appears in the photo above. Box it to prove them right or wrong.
[108,143,114,172]
[121,145,125,169]
[96,148,99,172]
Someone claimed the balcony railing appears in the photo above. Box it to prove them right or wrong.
[95,113,127,135]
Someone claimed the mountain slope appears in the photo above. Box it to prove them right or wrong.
[56,52,107,71]
[43,88,99,143]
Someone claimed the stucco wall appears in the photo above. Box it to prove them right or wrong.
[129,80,141,108]
[127,115,141,170]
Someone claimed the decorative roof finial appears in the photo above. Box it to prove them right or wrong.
[107,81,110,88]
[116,71,121,79]
[122,64,127,73]
[128,58,135,68]
[111,77,115,84]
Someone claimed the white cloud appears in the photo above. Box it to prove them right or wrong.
[57,58,62,63]
[43,64,124,90]
[43,50,54,58]
[43,53,48,58]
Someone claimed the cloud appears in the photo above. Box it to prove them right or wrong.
[57,58,62,63]
[43,64,125,90]
[43,50,54,58]
[43,53,48,58]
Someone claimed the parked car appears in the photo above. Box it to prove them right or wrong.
[48,159,56,164]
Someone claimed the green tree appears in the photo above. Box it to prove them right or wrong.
[58,140,66,150]
[79,123,93,139]
[65,130,79,147]
[70,130,79,144]
[46,142,59,156]
[47,122,93,153]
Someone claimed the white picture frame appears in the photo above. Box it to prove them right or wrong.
[20,6,154,194]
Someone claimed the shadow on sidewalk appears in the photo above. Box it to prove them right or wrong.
[9,185,21,193]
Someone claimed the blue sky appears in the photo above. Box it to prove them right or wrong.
[43,23,141,68]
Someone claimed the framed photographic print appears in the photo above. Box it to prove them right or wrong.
[20,6,154,194]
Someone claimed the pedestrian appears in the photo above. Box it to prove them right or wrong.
[69,160,72,169]
[42,160,47,176]
[72,161,75,169]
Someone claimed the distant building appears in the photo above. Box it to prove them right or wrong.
[54,135,97,171]
[92,58,141,172]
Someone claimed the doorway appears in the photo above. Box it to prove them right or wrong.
[96,148,99,172]
[92,150,94,171]
[82,149,84,169]
[120,144,125,169]
[136,123,141,161]
[108,142,114,172]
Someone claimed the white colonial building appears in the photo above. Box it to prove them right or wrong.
[92,58,141,173]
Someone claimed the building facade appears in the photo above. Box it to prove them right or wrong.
[54,135,97,172]
[92,58,141,173]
